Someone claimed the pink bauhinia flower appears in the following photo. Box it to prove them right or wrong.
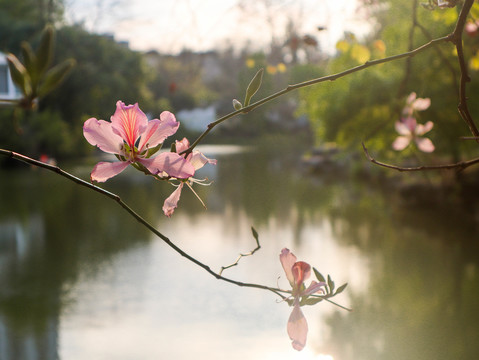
[83,101,194,182]
[280,248,326,351]
[393,116,435,153]
[162,138,217,217]
[403,92,431,117]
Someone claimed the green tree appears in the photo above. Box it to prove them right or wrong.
[299,1,479,164]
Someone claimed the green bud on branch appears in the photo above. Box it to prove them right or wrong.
[244,68,264,107]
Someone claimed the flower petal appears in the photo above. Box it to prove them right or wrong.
[162,183,184,217]
[143,152,195,179]
[415,121,434,136]
[83,118,123,154]
[395,121,411,136]
[190,151,217,171]
[280,248,297,287]
[412,97,431,111]
[175,138,190,154]
[110,101,148,148]
[90,161,129,182]
[392,136,411,151]
[415,137,435,153]
[138,112,180,152]
[303,280,327,296]
[292,261,311,289]
[406,92,417,105]
[287,304,308,351]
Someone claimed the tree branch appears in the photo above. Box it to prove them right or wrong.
[451,0,479,138]
[219,226,261,275]
[0,149,283,297]
[362,142,479,172]
[181,34,453,156]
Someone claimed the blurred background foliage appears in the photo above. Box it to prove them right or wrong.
[299,0,479,165]
[1,0,479,169]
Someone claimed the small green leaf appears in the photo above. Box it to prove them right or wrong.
[21,42,37,82]
[334,283,348,296]
[37,25,54,75]
[244,68,263,107]
[327,274,335,294]
[301,297,323,306]
[38,59,75,97]
[6,53,32,96]
[313,267,326,283]
[251,226,259,241]
[145,142,163,158]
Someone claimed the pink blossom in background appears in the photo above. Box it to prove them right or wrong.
[280,248,326,351]
[83,101,194,182]
[162,138,217,217]
[393,116,435,153]
[403,92,431,117]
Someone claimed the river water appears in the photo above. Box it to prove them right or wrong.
[0,144,478,360]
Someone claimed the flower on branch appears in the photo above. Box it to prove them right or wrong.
[83,101,194,182]
[393,117,435,153]
[402,92,431,117]
[280,248,326,351]
[162,138,217,217]
[393,92,434,153]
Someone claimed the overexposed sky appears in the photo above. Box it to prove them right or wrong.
[64,0,369,54]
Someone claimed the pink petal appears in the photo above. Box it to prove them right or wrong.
[90,161,129,182]
[280,248,297,287]
[406,92,417,105]
[415,137,435,153]
[392,136,411,151]
[287,304,308,351]
[175,138,190,154]
[143,152,195,179]
[303,280,327,296]
[415,121,433,136]
[395,121,411,136]
[412,98,431,111]
[189,151,217,171]
[110,101,148,148]
[83,118,123,154]
[292,261,311,289]
[162,183,184,217]
[138,113,180,152]
[403,116,417,132]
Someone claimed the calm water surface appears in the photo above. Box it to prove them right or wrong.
[0,144,478,360]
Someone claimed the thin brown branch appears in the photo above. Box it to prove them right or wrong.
[451,0,479,138]
[1,149,352,310]
[181,34,453,157]
[219,226,261,275]
[397,0,419,98]
[0,149,283,298]
[362,142,479,172]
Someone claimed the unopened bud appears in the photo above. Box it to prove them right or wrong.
[232,99,242,111]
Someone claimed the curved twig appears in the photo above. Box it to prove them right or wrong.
[362,142,479,172]
[451,0,479,138]
[181,34,453,156]
[219,226,261,275]
[0,149,284,298]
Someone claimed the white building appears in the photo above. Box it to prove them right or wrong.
[0,51,22,104]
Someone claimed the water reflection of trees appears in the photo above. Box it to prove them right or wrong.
[211,149,479,360]
[1,148,479,359]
